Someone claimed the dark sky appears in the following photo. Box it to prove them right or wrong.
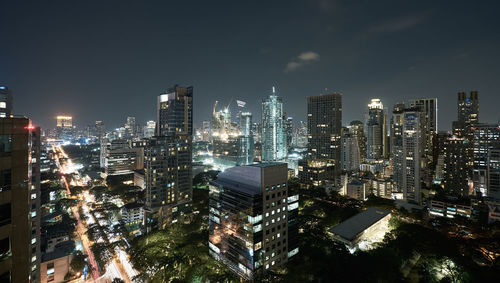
[1,0,500,131]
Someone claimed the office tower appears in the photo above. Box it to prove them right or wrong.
[143,121,156,138]
[349,120,366,162]
[261,87,287,161]
[144,136,191,229]
[55,116,73,141]
[103,139,143,176]
[0,86,13,118]
[285,116,293,150]
[392,108,422,203]
[201,120,211,142]
[452,91,479,139]
[366,99,387,160]
[0,118,41,282]
[472,124,500,196]
[95,120,105,141]
[433,131,451,182]
[307,92,342,161]
[341,131,360,172]
[234,100,247,126]
[125,116,136,138]
[409,98,438,161]
[240,112,254,164]
[208,163,299,280]
[443,137,470,196]
[488,144,500,200]
[145,85,193,228]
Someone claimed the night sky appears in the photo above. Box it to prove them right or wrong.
[1,0,500,131]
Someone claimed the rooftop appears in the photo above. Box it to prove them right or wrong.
[328,208,390,242]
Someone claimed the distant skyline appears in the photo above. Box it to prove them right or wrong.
[1,0,500,130]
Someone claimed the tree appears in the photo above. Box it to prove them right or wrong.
[70,251,87,273]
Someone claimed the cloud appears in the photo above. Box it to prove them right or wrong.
[285,51,320,72]
[369,13,428,33]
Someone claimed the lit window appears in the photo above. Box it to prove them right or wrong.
[0,102,5,109]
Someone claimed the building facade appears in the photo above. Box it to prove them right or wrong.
[366,99,387,160]
[261,87,287,161]
[0,118,41,282]
[208,163,298,279]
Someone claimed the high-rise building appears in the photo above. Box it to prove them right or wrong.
[208,163,298,280]
[366,99,387,160]
[55,116,73,141]
[143,121,156,138]
[285,116,293,150]
[349,120,366,162]
[453,91,479,139]
[261,87,287,161]
[307,92,342,162]
[443,137,470,196]
[0,86,13,118]
[488,145,500,200]
[392,108,422,203]
[341,131,361,173]
[156,85,193,137]
[95,120,105,141]
[125,117,137,138]
[0,118,41,282]
[103,139,143,176]
[472,124,500,196]
[144,136,192,229]
[409,98,438,161]
[145,85,193,228]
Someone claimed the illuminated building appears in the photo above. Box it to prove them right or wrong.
[125,116,137,139]
[55,116,73,141]
[201,120,211,142]
[95,120,105,141]
[328,208,391,252]
[285,116,293,149]
[0,118,41,282]
[349,120,366,162]
[143,120,156,138]
[211,102,254,169]
[366,99,387,160]
[208,163,298,280]
[452,91,479,140]
[103,139,143,176]
[428,199,472,219]
[341,132,360,172]
[145,85,193,229]
[307,92,342,162]
[346,180,368,200]
[472,124,500,196]
[298,159,335,187]
[0,86,13,118]
[261,87,287,161]
[392,107,423,204]
[442,137,470,196]
[488,146,500,200]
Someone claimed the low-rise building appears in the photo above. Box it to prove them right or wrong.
[328,208,391,252]
[347,180,369,200]
[427,198,473,219]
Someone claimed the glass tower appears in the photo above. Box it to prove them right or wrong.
[261,87,287,161]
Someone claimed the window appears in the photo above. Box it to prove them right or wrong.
[0,237,10,259]
[0,135,11,153]
[0,204,11,226]
[0,102,6,109]
[0,170,11,192]
[47,262,54,282]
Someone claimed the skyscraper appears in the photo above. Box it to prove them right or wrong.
[453,91,479,139]
[145,85,193,229]
[0,118,41,282]
[341,131,361,173]
[409,98,438,161]
[366,99,387,160]
[143,120,156,138]
[307,92,342,162]
[443,137,470,196]
[261,87,287,161]
[0,85,13,118]
[208,163,298,280]
[472,124,500,196]
[392,108,423,204]
[55,116,73,141]
[349,120,366,162]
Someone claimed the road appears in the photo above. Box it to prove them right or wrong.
[54,145,138,282]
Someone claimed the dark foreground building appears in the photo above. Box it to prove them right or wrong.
[208,163,298,279]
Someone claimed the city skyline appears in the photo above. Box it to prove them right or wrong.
[1,1,500,130]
